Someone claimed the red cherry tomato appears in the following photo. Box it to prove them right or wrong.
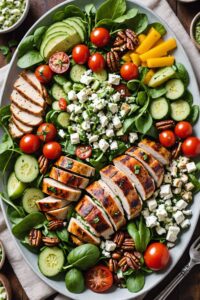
[114,84,131,98]
[88,53,105,72]
[72,44,90,64]
[75,145,92,160]
[19,134,40,154]
[144,242,170,271]
[59,98,67,111]
[174,121,193,139]
[182,136,200,157]
[159,130,176,148]
[49,52,70,74]
[43,141,62,160]
[86,265,113,293]
[35,65,53,84]
[120,62,139,81]
[37,123,57,142]
[90,27,110,48]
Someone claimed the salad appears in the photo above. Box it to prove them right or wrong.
[1,0,200,295]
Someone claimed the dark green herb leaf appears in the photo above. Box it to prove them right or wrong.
[188,105,199,125]
[18,35,34,57]
[139,66,149,82]
[175,63,189,87]
[134,164,141,174]
[33,26,47,49]
[136,91,147,106]
[57,228,69,242]
[64,5,85,19]
[127,79,140,91]
[123,117,136,133]
[139,216,150,252]
[183,90,193,105]
[114,8,138,23]
[95,0,126,23]
[135,112,153,134]
[126,272,145,293]
[127,222,142,252]
[52,10,65,22]
[148,22,166,36]
[17,50,43,69]
[126,13,148,34]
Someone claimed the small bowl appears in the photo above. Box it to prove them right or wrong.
[190,12,200,50]
[0,274,12,300]
[0,0,30,34]
[178,0,199,2]
[0,241,5,270]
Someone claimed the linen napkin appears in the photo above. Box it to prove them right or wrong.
[0,1,200,300]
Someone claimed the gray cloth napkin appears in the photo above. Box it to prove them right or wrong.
[0,1,200,300]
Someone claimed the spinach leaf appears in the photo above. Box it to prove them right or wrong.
[175,63,189,87]
[65,268,85,293]
[149,86,167,99]
[139,66,149,82]
[188,105,199,125]
[21,236,39,254]
[127,217,150,252]
[126,272,145,293]
[7,206,25,224]
[126,13,148,34]
[188,174,200,193]
[127,222,141,251]
[1,193,24,217]
[109,141,128,161]
[95,19,116,29]
[89,151,107,170]
[127,79,140,91]
[183,90,193,105]
[64,5,85,19]
[123,117,137,133]
[135,111,152,134]
[17,50,43,69]
[33,26,47,49]
[136,91,147,106]
[95,0,126,23]
[148,22,166,36]
[114,8,138,23]
[52,10,65,22]
[57,228,69,242]
[84,4,96,15]
[61,140,76,155]
[18,35,34,57]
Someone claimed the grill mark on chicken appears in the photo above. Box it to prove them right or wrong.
[115,177,133,197]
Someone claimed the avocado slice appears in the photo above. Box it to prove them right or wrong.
[63,19,85,42]
[148,67,176,88]
[42,34,72,60]
[46,24,80,45]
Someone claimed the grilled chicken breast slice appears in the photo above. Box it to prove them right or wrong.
[139,139,171,165]
[9,121,23,138]
[11,90,43,116]
[75,195,114,239]
[14,75,45,107]
[113,155,155,200]
[86,180,126,231]
[42,178,81,201]
[21,71,43,95]
[55,156,95,178]
[11,104,43,127]
[68,217,100,245]
[100,165,142,219]
[45,205,72,220]
[12,116,33,134]
[126,146,164,187]
[36,196,71,212]
[49,167,89,189]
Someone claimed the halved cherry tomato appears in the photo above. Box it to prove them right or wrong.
[120,62,139,81]
[88,53,105,72]
[49,52,70,74]
[59,98,67,111]
[43,141,62,160]
[37,123,57,142]
[175,121,193,139]
[90,27,110,48]
[19,134,40,154]
[72,44,90,64]
[114,84,131,98]
[159,130,176,148]
[144,242,170,271]
[35,65,53,84]
[75,145,92,160]
[182,136,200,157]
[86,265,113,293]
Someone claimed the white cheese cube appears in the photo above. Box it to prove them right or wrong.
[163,193,173,200]
[156,208,168,222]
[183,209,192,216]
[156,226,166,235]
[147,199,157,212]
[145,215,158,228]
[171,166,178,177]
[93,142,99,149]
[68,90,77,101]
[165,199,172,206]
[167,242,175,248]
[129,132,138,143]
[108,103,118,114]
[100,115,108,127]
[180,219,191,229]
[58,129,66,138]
[100,241,105,249]
[96,99,106,110]
[89,93,98,101]
[141,208,150,218]
[173,211,185,225]
[77,90,88,103]
[112,92,121,102]
[182,191,192,202]
[177,156,189,169]
[89,135,98,143]
[160,184,172,198]
[108,74,121,85]
[166,226,180,242]
[81,121,90,131]
[99,139,109,152]
[105,241,117,252]
[176,199,188,210]
[102,250,111,258]
[106,129,114,138]
[164,173,172,184]
[110,141,118,151]
[180,174,188,183]
[67,104,75,113]
[82,111,89,121]
[173,187,182,194]
[173,178,182,188]
[113,116,122,129]
[74,105,82,114]
[80,74,94,85]
[70,133,80,144]
[186,162,196,173]
[185,182,195,191]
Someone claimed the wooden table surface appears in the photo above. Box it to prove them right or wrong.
[0,1,200,299]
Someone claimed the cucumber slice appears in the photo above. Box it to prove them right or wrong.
[165,79,185,100]
[70,65,86,83]
[94,69,107,82]
[63,82,72,94]
[52,101,61,111]
[57,112,70,129]
[53,75,68,86]
[14,155,39,183]
[170,100,191,121]
[22,188,44,214]
[148,67,176,88]
[150,97,169,120]
[51,83,67,101]
[7,172,26,200]
[38,247,65,277]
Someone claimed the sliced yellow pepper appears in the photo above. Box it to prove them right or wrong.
[122,51,132,62]
[143,69,155,85]
[136,27,161,54]
[154,38,164,46]
[147,56,175,68]
[130,53,141,66]
[138,34,146,44]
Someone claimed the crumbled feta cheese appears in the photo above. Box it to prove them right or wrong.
[80,74,94,85]
[177,156,189,169]
[156,226,166,235]
[163,193,173,200]
[77,90,88,103]
[105,240,117,252]
[183,209,192,216]
[112,92,121,102]
[58,129,66,138]
[167,242,175,248]
[165,199,172,206]
[110,141,118,151]
[106,129,114,138]
[171,166,178,177]
[102,250,111,258]
[173,178,182,188]
[108,74,121,85]
[173,187,182,194]
[82,111,89,121]
[67,104,75,113]
[121,103,131,117]
[117,269,124,279]
[113,116,122,129]
[141,208,150,218]
[173,211,185,225]
[145,215,158,228]
[147,199,157,212]
[68,90,77,101]
[164,173,172,184]
[166,226,180,242]
[81,121,90,131]
[185,182,194,191]
[70,133,80,144]
[180,174,188,183]
[89,135,98,143]
[108,103,118,114]
[180,219,191,229]
[182,191,192,202]
[160,184,172,198]
[89,93,98,101]
[100,115,108,127]
[186,162,196,173]
[156,207,168,222]
[99,139,109,152]
[176,199,188,211]
[74,105,82,114]
[129,132,138,143]
[93,142,99,149]
[100,241,105,249]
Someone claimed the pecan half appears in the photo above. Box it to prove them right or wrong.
[121,238,135,250]
[113,231,125,247]
[118,256,127,267]
[106,51,121,72]
[172,141,182,159]
[42,236,60,246]
[112,251,122,260]
[112,29,139,52]
[29,229,42,247]
[48,220,65,231]
[155,120,176,131]
[124,252,141,270]
[38,155,48,175]
[108,258,118,273]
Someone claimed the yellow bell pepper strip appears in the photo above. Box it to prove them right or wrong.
[154,38,164,47]
[130,53,141,66]
[136,27,161,54]
[122,51,131,62]
[143,69,155,85]
[147,56,175,68]
[138,34,146,44]
[141,62,148,67]
[140,38,177,62]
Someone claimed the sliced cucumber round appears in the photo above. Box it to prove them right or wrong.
[22,188,44,214]
[170,100,191,121]
[7,172,26,200]
[57,112,70,129]
[14,155,39,183]
[150,97,169,120]
[38,247,65,277]
[70,65,86,83]
[165,79,185,100]
[51,83,67,101]
[94,69,107,82]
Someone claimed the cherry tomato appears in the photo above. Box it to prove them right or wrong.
[43,141,62,160]
[159,130,176,148]
[90,27,110,48]
[114,84,131,98]
[59,98,67,111]
[182,136,200,157]
[144,242,170,271]
[175,121,193,139]
[88,53,105,72]
[19,134,40,154]
[86,265,113,293]
[72,44,90,64]
[37,123,57,142]
[49,52,70,74]
[120,62,139,81]
[35,65,53,84]
[75,145,92,160]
